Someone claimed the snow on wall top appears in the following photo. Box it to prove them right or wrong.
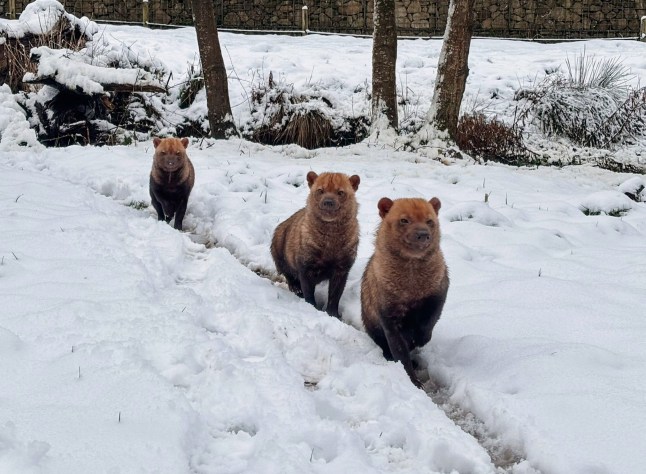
[0,0,98,39]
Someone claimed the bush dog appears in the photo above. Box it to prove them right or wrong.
[149,137,195,231]
[361,197,449,388]
[271,171,361,318]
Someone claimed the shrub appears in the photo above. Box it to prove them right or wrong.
[516,51,646,148]
[455,113,536,165]
[243,72,368,149]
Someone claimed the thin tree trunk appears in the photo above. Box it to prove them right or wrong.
[371,0,398,132]
[427,0,475,140]
[191,0,237,139]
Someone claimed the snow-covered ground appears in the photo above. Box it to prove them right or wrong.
[2,9,646,474]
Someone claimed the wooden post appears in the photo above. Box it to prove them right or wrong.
[301,5,309,34]
[142,0,149,27]
[8,0,16,20]
[641,16,646,41]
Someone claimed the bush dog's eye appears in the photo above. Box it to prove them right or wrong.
[427,220,435,226]
[400,218,409,225]
[317,188,324,194]
[337,190,345,196]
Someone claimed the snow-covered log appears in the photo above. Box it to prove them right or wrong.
[23,46,166,95]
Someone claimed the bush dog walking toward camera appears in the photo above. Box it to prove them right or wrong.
[271,171,361,319]
[361,197,449,388]
[149,137,195,231]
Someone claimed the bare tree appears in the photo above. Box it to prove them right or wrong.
[191,0,237,138]
[371,0,398,132]
[425,0,475,141]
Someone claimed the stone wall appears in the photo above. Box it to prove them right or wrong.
[3,0,646,38]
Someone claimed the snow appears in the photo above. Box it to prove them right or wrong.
[2,12,646,474]
[3,138,646,473]
[24,46,164,94]
[0,85,42,151]
[444,201,512,227]
[618,176,645,197]
[0,157,498,474]
[0,0,97,39]
[579,190,634,215]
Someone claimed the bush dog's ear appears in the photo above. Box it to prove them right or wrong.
[153,137,161,148]
[378,197,394,219]
[429,197,441,215]
[306,171,318,188]
[349,175,360,191]
[180,137,189,149]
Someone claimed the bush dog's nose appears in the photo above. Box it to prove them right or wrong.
[415,229,430,241]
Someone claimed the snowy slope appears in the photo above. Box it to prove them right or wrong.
[3,135,646,473]
[1,159,498,474]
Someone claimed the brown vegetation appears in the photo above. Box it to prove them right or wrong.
[455,113,534,165]
[1,17,88,93]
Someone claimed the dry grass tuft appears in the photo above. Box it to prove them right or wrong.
[2,17,88,92]
[246,72,367,149]
[455,113,535,165]
[281,109,333,148]
[178,62,204,110]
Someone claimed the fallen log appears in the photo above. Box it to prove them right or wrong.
[23,75,166,94]
[24,46,166,95]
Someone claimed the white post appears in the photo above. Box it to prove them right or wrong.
[302,5,309,34]
[641,16,646,41]
[142,0,150,27]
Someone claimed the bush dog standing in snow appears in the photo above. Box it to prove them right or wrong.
[361,197,449,388]
[149,137,195,231]
[271,171,361,319]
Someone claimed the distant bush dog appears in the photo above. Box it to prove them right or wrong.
[271,171,360,318]
[361,197,449,388]
[149,137,195,231]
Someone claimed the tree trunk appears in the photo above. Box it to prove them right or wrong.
[426,0,475,140]
[191,0,237,139]
[371,0,398,132]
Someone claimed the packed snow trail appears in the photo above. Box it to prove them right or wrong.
[187,202,534,473]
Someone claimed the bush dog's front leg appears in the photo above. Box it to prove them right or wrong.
[174,197,189,230]
[381,316,423,388]
[326,267,350,319]
[298,267,317,308]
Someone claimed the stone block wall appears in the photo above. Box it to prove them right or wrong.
[2,0,646,38]
[474,0,646,38]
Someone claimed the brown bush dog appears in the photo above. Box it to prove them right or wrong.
[271,171,361,318]
[361,197,449,388]
[149,137,195,231]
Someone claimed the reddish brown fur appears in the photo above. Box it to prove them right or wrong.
[271,171,360,318]
[361,197,449,388]
[149,137,195,231]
